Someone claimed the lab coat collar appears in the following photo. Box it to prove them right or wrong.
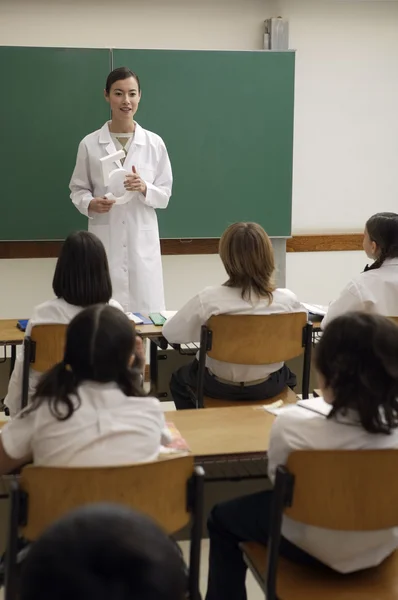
[99,121,145,146]
[381,258,398,268]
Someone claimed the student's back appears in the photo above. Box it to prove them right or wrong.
[5,231,123,417]
[0,305,166,473]
[323,212,398,328]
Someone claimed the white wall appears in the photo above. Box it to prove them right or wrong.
[1,0,397,317]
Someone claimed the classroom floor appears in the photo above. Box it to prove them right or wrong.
[179,539,261,599]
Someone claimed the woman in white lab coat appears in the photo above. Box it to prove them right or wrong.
[69,67,173,313]
[322,212,398,329]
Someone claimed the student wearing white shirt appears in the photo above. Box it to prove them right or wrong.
[322,212,398,329]
[4,231,123,418]
[205,312,398,600]
[163,222,306,409]
[0,304,167,472]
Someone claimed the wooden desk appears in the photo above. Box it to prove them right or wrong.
[135,323,164,339]
[0,320,24,375]
[170,406,275,458]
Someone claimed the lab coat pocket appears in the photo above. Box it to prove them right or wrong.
[136,164,155,185]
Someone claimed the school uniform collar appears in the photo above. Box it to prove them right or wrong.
[99,121,145,145]
[364,257,398,272]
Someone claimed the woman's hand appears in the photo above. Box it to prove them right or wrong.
[89,197,116,213]
[124,166,147,196]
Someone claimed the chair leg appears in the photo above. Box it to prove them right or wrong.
[188,466,205,600]
[5,480,21,600]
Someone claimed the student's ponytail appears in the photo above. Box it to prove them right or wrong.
[26,361,81,421]
[365,212,398,272]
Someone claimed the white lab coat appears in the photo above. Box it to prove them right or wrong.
[322,257,398,329]
[69,122,173,312]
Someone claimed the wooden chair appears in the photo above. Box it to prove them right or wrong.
[240,449,398,600]
[5,456,204,600]
[21,324,67,409]
[194,313,313,409]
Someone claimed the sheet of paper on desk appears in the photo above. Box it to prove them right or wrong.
[297,397,331,417]
[303,303,328,316]
[160,311,177,320]
[263,404,297,416]
[126,312,143,324]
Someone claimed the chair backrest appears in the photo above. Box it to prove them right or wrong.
[206,313,308,364]
[284,449,398,530]
[29,324,67,373]
[19,455,194,541]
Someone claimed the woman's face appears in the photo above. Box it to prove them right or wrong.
[105,77,141,121]
[363,228,378,260]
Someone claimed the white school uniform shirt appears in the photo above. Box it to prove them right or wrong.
[162,285,306,383]
[268,406,398,573]
[4,297,123,418]
[1,382,167,466]
[322,258,398,329]
[69,121,173,313]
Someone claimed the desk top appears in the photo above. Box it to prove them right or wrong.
[169,406,275,458]
[0,320,25,345]
[0,319,163,345]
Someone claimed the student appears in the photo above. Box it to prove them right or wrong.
[322,212,398,329]
[20,504,186,600]
[4,230,123,417]
[205,312,398,600]
[163,222,306,409]
[0,304,168,472]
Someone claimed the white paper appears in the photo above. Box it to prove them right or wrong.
[160,311,178,320]
[297,397,331,417]
[126,312,143,324]
[303,303,328,316]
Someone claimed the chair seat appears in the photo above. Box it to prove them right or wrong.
[241,542,398,600]
[203,386,297,408]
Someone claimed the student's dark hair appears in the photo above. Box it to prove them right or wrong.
[365,212,398,271]
[29,305,146,421]
[105,66,141,94]
[20,504,187,600]
[52,231,112,307]
[315,312,398,434]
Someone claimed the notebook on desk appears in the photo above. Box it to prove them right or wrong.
[264,396,331,417]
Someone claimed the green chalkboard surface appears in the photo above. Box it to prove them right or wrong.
[0,46,110,240]
[1,47,294,240]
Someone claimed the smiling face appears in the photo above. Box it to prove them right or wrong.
[105,76,141,122]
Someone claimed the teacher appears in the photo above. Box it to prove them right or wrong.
[69,66,173,313]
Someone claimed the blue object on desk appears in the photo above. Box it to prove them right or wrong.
[16,320,29,332]
[133,313,152,325]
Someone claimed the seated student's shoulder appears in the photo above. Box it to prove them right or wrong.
[29,297,81,327]
[271,288,306,310]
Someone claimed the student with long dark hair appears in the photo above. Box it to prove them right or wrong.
[322,212,398,328]
[20,504,186,600]
[0,305,167,471]
[206,313,398,600]
[4,230,123,417]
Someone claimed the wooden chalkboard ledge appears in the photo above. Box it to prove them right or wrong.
[0,234,363,259]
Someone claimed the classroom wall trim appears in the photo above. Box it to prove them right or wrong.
[0,235,363,259]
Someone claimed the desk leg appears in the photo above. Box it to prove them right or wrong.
[10,345,16,377]
[149,340,158,389]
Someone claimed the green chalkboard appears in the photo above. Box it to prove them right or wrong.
[1,47,294,240]
[0,46,110,240]
[113,49,295,238]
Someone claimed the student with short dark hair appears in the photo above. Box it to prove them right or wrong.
[5,231,123,417]
[206,313,398,600]
[20,504,186,600]
[322,212,398,328]
[0,305,167,473]
[163,222,306,409]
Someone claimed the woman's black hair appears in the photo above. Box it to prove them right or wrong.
[52,231,112,307]
[105,67,141,94]
[365,212,398,271]
[315,312,398,434]
[29,305,146,421]
[20,504,187,600]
